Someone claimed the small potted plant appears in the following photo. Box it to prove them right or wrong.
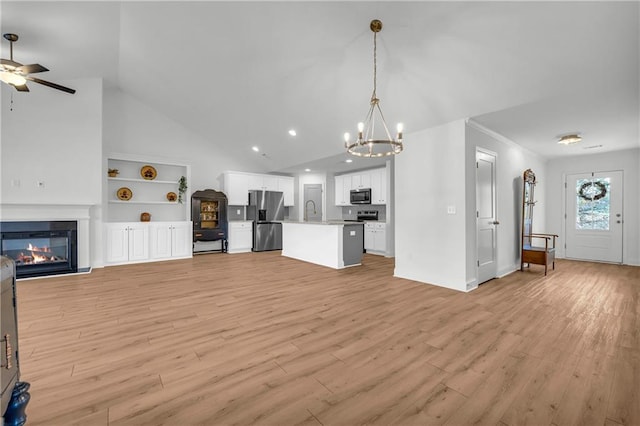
[178,176,188,204]
[108,168,119,178]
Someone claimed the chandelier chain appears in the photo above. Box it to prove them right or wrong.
[372,31,377,101]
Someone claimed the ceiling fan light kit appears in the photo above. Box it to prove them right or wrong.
[343,19,403,158]
[0,33,76,94]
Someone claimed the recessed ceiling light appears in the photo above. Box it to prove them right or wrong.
[558,134,582,145]
[252,146,259,152]
[288,129,297,136]
[345,159,353,163]
[304,168,311,172]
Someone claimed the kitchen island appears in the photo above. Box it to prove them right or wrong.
[281,221,364,269]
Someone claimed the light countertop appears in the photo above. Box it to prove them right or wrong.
[283,220,364,226]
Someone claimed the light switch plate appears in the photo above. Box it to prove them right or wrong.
[447,205,456,214]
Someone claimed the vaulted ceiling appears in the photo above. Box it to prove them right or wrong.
[2,1,638,173]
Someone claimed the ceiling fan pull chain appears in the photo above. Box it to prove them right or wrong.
[10,91,14,111]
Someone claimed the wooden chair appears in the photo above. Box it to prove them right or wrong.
[521,169,558,275]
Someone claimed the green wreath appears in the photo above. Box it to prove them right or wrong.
[578,181,607,201]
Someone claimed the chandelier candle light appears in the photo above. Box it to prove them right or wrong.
[344,19,403,158]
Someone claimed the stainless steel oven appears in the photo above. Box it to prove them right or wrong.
[350,188,371,204]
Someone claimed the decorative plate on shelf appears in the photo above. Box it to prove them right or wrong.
[166,192,177,202]
[117,187,133,201]
[140,165,157,180]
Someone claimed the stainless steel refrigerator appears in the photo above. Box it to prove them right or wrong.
[247,190,284,251]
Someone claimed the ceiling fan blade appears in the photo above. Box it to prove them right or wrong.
[1,58,22,69]
[13,83,29,92]
[17,63,49,74]
[25,76,75,94]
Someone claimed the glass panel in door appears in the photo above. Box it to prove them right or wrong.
[200,200,219,229]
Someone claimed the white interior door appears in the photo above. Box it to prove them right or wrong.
[303,184,323,222]
[476,150,498,284]
[565,171,623,263]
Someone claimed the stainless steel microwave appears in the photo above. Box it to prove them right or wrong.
[350,188,371,204]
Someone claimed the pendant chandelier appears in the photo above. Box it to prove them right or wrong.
[344,19,403,158]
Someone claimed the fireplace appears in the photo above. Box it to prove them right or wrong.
[0,221,78,279]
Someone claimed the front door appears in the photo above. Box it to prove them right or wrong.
[476,149,498,284]
[565,171,623,263]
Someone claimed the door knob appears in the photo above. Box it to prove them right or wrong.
[492,221,500,225]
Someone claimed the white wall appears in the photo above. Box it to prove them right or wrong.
[386,158,395,257]
[1,79,102,205]
[394,119,468,291]
[465,121,547,284]
[546,148,640,265]
[103,88,263,195]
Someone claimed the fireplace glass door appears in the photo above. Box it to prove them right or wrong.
[2,232,70,267]
[0,221,78,278]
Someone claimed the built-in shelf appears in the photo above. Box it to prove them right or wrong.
[108,200,183,205]
[108,177,177,185]
[106,154,190,222]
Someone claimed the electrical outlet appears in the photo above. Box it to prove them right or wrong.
[236,209,241,215]
[349,209,352,215]
[11,179,20,187]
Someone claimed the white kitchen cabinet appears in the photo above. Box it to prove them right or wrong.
[277,176,295,206]
[370,167,387,205]
[364,223,375,251]
[364,222,386,255]
[224,172,249,206]
[334,175,351,206]
[248,174,278,191]
[228,221,253,253]
[149,222,192,260]
[105,223,149,264]
[351,172,371,190]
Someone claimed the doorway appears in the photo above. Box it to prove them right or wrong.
[303,184,323,222]
[565,171,623,263]
[476,149,498,284]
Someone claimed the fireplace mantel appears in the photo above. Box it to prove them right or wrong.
[0,204,94,221]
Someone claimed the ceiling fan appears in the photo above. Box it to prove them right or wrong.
[0,33,75,94]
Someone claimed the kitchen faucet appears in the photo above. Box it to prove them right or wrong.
[304,200,317,221]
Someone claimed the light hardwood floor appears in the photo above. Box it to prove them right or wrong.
[15,253,640,425]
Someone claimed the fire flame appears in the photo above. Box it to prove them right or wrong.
[15,243,63,265]
[27,243,51,253]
